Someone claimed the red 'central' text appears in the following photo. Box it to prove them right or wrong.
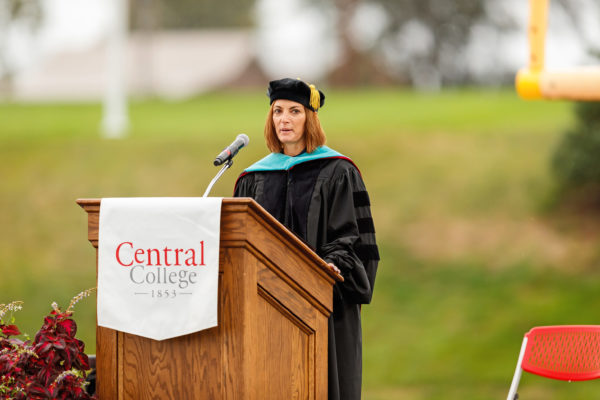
[115,241,206,267]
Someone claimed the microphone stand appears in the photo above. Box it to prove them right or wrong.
[203,159,233,198]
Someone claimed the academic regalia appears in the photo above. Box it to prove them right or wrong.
[234,146,379,400]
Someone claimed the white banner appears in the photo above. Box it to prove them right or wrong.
[98,197,221,340]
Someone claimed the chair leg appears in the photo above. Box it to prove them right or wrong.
[507,337,528,400]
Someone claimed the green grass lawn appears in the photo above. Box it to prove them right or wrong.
[2,88,598,399]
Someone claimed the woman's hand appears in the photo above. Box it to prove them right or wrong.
[327,262,341,274]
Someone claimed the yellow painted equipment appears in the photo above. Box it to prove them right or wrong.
[516,0,600,101]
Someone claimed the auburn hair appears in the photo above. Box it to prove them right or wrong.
[264,104,326,154]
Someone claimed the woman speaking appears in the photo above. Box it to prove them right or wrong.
[234,78,379,400]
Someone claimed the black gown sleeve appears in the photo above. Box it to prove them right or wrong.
[319,165,379,305]
[233,173,256,198]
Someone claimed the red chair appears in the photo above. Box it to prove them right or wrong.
[507,325,600,400]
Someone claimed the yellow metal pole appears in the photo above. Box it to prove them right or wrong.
[529,0,548,71]
[516,0,549,99]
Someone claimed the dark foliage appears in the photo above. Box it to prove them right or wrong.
[552,102,600,207]
[0,309,95,399]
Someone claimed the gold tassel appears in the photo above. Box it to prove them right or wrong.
[308,84,320,111]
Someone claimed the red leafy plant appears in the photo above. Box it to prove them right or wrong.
[0,288,96,399]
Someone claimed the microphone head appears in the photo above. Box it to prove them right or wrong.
[237,133,250,146]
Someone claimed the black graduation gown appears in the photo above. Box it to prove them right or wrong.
[234,156,379,400]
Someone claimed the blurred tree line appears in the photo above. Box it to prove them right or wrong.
[328,0,512,87]
[0,0,42,97]
[1,0,596,89]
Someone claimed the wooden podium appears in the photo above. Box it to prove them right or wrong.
[77,198,341,400]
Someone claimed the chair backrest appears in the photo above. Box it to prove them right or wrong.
[522,325,600,381]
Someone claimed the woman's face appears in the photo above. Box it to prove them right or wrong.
[272,99,306,148]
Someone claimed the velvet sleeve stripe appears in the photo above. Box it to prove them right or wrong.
[353,191,370,207]
[357,217,375,234]
[356,244,380,261]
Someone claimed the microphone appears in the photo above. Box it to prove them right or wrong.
[214,134,249,166]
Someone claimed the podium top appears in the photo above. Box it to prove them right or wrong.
[77,197,343,282]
